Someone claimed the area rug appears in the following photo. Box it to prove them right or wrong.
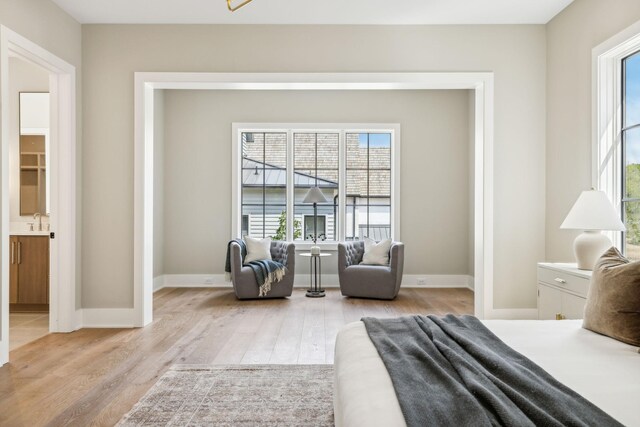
[117,364,334,426]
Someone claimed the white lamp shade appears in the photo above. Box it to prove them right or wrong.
[303,186,328,204]
[560,190,625,231]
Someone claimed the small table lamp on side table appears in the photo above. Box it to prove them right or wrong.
[301,252,331,298]
[560,189,626,270]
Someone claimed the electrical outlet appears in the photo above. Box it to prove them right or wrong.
[417,278,427,286]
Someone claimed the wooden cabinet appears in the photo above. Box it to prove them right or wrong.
[537,263,591,320]
[9,235,49,312]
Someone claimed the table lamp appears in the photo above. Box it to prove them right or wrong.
[303,186,328,255]
[560,190,625,270]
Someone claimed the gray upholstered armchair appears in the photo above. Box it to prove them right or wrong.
[338,241,404,300]
[229,241,296,300]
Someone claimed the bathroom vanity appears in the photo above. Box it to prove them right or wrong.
[9,232,49,312]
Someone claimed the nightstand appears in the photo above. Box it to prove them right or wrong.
[537,263,592,320]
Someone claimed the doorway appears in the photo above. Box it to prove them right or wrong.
[9,60,50,349]
[133,72,494,327]
[0,26,77,366]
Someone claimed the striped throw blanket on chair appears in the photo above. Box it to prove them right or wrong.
[225,239,286,297]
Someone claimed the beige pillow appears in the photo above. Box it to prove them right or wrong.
[583,247,640,347]
[243,236,272,264]
[361,237,392,266]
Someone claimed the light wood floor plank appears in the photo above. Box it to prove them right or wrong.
[0,287,473,426]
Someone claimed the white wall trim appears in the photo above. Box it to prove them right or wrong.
[153,275,165,292]
[134,72,494,328]
[402,274,474,290]
[0,26,78,366]
[153,273,475,291]
[162,274,227,288]
[81,308,136,328]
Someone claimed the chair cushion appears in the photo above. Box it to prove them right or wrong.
[361,237,392,266]
[244,236,272,264]
[347,264,392,273]
[583,247,640,346]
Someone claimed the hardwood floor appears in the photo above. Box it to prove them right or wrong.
[0,287,473,426]
[9,313,49,351]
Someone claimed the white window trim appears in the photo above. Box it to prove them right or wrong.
[593,19,640,249]
[231,123,401,250]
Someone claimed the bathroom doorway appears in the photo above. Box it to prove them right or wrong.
[8,58,50,351]
[0,26,78,365]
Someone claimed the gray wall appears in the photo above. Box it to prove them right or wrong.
[160,89,470,277]
[82,24,546,310]
[546,0,640,262]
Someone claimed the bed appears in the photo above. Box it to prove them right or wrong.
[334,319,640,427]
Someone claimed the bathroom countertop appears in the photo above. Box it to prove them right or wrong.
[10,221,50,236]
[10,230,50,236]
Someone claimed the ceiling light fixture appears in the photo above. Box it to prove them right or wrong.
[227,0,253,12]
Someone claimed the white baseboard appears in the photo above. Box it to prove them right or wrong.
[74,309,84,330]
[403,274,475,290]
[80,308,136,328]
[467,276,476,292]
[154,273,475,291]
[154,274,228,292]
[153,275,165,292]
[484,308,538,320]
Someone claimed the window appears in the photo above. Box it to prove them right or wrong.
[233,124,399,245]
[294,132,338,241]
[345,133,392,241]
[594,28,640,260]
[241,215,249,237]
[240,132,287,239]
[622,50,640,258]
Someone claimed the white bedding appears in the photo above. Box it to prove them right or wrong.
[334,320,640,427]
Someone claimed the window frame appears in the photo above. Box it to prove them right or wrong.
[232,123,401,249]
[621,50,640,255]
[292,131,340,242]
[345,132,393,241]
[594,25,640,255]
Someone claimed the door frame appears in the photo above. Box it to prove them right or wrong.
[133,72,494,327]
[0,26,77,365]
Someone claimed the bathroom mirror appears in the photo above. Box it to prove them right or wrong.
[19,92,49,216]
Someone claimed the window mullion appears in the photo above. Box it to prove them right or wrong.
[338,130,346,241]
[286,130,294,242]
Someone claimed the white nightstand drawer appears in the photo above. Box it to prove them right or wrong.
[537,266,589,298]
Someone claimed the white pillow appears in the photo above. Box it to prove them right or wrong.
[244,236,272,263]
[361,237,392,266]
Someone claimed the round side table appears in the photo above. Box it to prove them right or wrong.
[300,252,332,298]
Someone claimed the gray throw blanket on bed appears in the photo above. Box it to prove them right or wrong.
[362,314,622,427]
[224,239,286,297]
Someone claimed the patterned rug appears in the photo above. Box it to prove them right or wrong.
[117,364,334,426]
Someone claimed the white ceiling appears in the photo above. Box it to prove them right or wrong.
[51,0,574,25]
